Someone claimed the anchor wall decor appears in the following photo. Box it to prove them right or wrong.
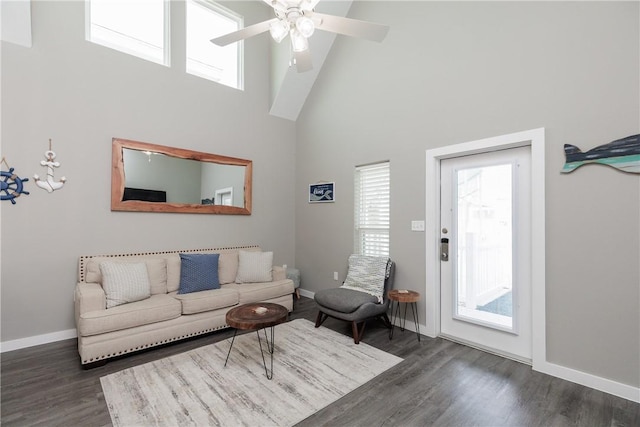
[34,139,66,192]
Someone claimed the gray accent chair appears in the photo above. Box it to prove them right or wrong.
[314,262,395,344]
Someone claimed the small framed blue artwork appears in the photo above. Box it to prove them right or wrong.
[309,182,335,203]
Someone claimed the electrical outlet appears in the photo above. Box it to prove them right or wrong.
[411,220,425,231]
[333,271,339,281]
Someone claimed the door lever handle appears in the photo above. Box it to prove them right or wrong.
[440,238,449,262]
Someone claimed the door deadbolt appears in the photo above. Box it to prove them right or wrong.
[440,238,449,262]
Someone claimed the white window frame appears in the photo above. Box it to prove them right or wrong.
[85,0,171,66]
[186,0,244,90]
[354,161,391,257]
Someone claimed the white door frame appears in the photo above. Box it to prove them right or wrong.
[215,187,234,206]
[425,128,546,369]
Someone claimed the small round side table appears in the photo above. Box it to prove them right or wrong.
[224,303,288,379]
[388,290,421,342]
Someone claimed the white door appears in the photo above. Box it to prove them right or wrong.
[215,187,233,206]
[440,146,532,362]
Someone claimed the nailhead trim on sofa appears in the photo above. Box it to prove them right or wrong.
[78,245,259,283]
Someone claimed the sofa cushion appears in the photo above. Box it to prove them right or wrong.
[78,294,182,336]
[171,288,239,315]
[315,287,379,313]
[86,257,168,295]
[166,253,182,293]
[218,252,239,284]
[178,253,220,294]
[235,250,273,283]
[100,262,151,309]
[224,280,294,304]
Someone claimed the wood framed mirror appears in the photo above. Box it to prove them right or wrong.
[111,138,252,214]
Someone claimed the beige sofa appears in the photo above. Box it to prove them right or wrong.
[74,245,294,366]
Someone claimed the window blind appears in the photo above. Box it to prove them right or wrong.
[354,162,390,257]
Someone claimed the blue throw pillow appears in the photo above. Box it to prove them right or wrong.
[178,253,220,294]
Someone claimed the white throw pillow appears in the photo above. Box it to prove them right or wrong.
[235,251,273,283]
[218,252,239,284]
[340,255,390,303]
[100,262,151,309]
[86,258,167,295]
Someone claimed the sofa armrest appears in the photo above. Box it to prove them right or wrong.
[272,265,286,281]
[74,282,106,317]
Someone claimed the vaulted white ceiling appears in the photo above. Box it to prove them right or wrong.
[0,0,32,47]
[268,1,354,121]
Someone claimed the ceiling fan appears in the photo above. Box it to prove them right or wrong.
[210,0,390,73]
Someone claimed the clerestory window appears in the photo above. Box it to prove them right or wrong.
[86,0,244,90]
[86,0,170,66]
[186,0,243,90]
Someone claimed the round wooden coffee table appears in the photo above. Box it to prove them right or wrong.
[224,303,288,379]
[388,290,421,342]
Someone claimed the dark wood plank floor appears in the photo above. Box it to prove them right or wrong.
[2,297,639,426]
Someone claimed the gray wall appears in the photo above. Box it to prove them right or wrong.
[295,2,639,387]
[201,163,245,207]
[0,0,296,341]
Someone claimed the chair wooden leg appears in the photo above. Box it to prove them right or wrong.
[295,289,300,299]
[315,311,328,328]
[351,321,367,344]
[351,321,360,344]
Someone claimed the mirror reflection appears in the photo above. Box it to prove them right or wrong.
[111,138,252,214]
[122,148,245,207]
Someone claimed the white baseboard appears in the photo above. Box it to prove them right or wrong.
[1,328,77,353]
[534,359,640,403]
[298,288,314,299]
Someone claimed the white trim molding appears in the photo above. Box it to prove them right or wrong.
[1,328,77,353]
[425,128,640,403]
[298,288,315,299]
[425,127,546,345]
[536,360,640,403]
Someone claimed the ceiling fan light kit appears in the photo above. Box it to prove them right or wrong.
[290,29,309,52]
[295,15,315,38]
[269,20,290,43]
[210,0,390,72]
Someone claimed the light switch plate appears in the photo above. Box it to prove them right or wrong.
[411,220,425,231]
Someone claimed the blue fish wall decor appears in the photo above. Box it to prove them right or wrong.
[562,134,640,174]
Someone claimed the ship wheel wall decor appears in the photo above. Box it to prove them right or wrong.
[1,167,30,204]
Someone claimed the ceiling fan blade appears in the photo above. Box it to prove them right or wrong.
[313,12,389,42]
[210,18,277,46]
[294,49,313,73]
[262,0,289,14]
[301,0,321,11]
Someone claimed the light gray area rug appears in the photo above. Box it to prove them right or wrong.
[101,318,403,426]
